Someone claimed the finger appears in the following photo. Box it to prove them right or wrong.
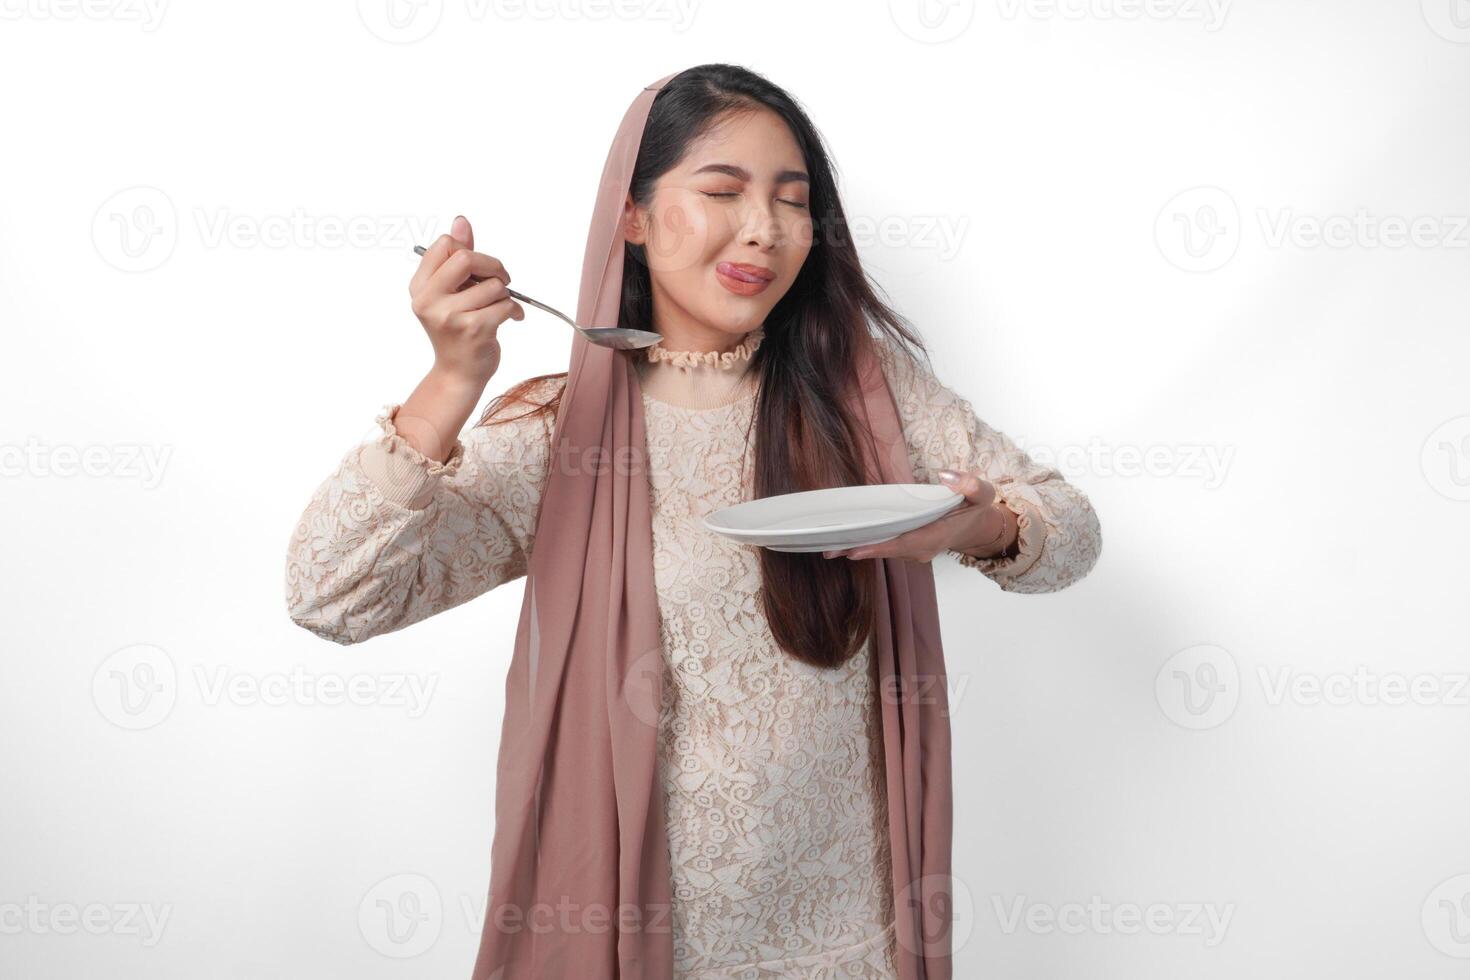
[842,530,918,562]
[447,297,524,332]
[849,519,951,561]
[409,233,464,295]
[444,275,510,314]
[428,249,511,297]
[452,214,473,251]
[939,469,996,508]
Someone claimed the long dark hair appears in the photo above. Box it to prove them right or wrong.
[479,63,930,669]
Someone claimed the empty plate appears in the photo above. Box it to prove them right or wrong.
[703,483,965,553]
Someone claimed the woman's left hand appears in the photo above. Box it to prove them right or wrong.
[821,469,1015,563]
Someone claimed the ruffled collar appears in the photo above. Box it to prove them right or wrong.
[634,327,764,411]
[643,327,764,371]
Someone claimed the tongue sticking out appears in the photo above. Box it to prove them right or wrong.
[717,262,765,284]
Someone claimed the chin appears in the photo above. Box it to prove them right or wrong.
[703,299,775,333]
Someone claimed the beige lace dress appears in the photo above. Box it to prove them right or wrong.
[284,329,1102,978]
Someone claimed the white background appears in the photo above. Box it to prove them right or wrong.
[3,1,1469,977]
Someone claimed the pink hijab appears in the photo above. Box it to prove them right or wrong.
[470,69,955,980]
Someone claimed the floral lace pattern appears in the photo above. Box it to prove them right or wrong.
[640,390,899,979]
[284,381,559,645]
[283,337,1102,977]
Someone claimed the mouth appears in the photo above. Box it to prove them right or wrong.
[715,261,776,296]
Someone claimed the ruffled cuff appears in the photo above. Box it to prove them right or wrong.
[356,402,466,510]
[949,482,1048,584]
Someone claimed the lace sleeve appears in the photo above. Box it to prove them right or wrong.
[284,377,563,644]
[873,336,1101,594]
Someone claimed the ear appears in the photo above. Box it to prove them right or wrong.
[622,192,648,246]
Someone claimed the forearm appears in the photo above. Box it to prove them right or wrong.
[396,365,490,464]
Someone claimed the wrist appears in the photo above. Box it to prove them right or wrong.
[955,500,1020,559]
[429,362,492,397]
[393,366,485,465]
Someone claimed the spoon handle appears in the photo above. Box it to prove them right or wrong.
[504,288,578,331]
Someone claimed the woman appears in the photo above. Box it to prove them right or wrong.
[285,64,1100,979]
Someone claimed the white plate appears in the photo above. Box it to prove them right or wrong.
[703,483,965,553]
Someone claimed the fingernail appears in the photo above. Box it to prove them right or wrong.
[938,469,960,484]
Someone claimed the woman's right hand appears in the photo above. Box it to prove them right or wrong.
[409,215,525,387]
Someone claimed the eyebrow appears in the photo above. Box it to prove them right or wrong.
[692,162,810,185]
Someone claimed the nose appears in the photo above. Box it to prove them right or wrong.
[737,199,781,250]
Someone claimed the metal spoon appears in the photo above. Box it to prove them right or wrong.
[412,245,663,351]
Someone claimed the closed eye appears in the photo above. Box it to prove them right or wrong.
[701,191,809,209]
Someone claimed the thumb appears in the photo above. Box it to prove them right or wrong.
[938,469,994,508]
[451,214,473,250]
